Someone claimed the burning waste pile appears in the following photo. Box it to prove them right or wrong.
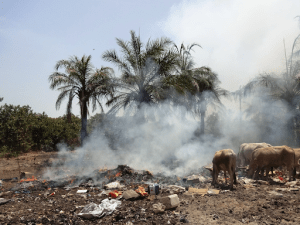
[0,161,221,224]
[2,156,300,224]
[3,105,300,224]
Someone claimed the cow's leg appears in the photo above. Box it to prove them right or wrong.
[254,166,261,180]
[265,167,270,180]
[241,158,245,167]
[260,168,264,179]
[270,167,274,176]
[212,166,219,187]
[214,169,219,187]
[233,172,237,185]
[228,167,234,190]
[288,167,293,181]
[232,164,237,185]
[224,171,227,184]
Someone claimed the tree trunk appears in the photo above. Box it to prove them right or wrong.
[80,101,88,146]
[200,110,205,135]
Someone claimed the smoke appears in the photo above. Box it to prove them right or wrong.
[161,0,300,92]
[43,84,295,181]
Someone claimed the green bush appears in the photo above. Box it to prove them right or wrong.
[0,104,81,156]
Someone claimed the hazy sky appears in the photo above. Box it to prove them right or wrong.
[1,0,299,118]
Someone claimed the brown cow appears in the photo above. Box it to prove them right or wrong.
[293,148,300,177]
[212,149,237,190]
[248,146,296,181]
[237,143,272,167]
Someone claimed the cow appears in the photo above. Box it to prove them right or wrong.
[212,149,237,190]
[248,146,296,181]
[237,143,272,167]
[293,148,300,178]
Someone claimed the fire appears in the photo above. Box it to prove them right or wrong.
[135,186,148,196]
[115,172,121,177]
[20,175,37,183]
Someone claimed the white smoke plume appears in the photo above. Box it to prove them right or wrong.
[43,86,294,181]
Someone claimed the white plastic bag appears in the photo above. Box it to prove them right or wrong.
[78,199,121,219]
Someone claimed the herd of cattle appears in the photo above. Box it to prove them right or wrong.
[211,143,300,190]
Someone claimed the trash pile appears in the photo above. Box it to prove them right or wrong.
[1,164,300,224]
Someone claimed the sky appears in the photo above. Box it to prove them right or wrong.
[0,0,299,118]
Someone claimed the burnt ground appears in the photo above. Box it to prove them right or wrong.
[1,151,300,224]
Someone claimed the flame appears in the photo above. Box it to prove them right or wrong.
[135,186,148,196]
[20,175,37,183]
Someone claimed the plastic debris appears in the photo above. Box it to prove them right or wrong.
[78,199,121,219]
[104,181,124,190]
[108,190,122,198]
[77,190,88,194]
[207,189,220,195]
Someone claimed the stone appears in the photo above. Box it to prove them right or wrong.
[160,194,180,209]
[122,190,140,200]
[153,203,165,213]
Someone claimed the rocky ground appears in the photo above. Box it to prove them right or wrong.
[1,151,300,224]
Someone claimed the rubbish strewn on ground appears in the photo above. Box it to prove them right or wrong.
[122,189,140,200]
[108,190,122,198]
[78,199,121,219]
[160,194,180,209]
[153,202,165,213]
[135,186,148,196]
[20,175,37,182]
[0,198,10,205]
[77,190,88,194]
[188,187,208,196]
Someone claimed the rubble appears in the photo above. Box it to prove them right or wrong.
[104,181,124,190]
[122,189,140,200]
[0,198,10,205]
[153,202,166,213]
[160,194,180,209]
[2,159,300,224]
[163,185,186,194]
[284,181,299,187]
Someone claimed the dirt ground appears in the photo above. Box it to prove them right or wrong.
[1,151,300,224]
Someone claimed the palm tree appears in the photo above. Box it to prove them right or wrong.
[243,34,300,145]
[164,43,228,134]
[49,55,114,145]
[102,30,178,115]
